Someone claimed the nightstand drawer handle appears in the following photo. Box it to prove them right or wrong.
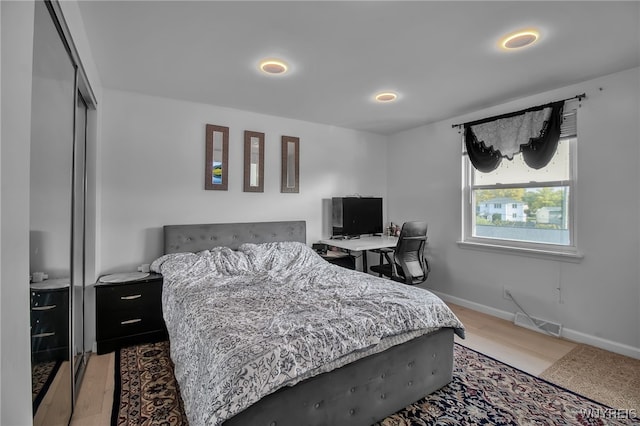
[32,332,55,338]
[121,318,142,325]
[32,305,56,311]
[121,294,142,300]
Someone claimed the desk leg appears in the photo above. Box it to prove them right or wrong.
[362,251,368,272]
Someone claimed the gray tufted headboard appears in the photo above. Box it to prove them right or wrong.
[163,221,306,253]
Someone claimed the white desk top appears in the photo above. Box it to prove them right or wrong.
[319,235,398,251]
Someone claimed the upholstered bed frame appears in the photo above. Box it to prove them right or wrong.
[163,221,454,426]
[164,220,308,253]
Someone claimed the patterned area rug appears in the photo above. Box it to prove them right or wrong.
[377,344,635,426]
[113,342,634,426]
[112,341,186,426]
[540,344,640,412]
[32,359,62,413]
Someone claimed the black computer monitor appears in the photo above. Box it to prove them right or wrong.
[332,197,383,238]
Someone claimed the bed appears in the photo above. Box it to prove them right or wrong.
[153,220,464,426]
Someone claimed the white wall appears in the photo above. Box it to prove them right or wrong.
[1,2,36,424]
[387,67,640,357]
[98,89,388,273]
[1,3,3,419]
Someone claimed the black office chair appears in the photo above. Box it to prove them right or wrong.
[370,221,430,285]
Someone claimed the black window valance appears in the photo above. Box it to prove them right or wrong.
[464,101,565,173]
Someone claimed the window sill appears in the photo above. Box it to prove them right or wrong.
[457,240,584,263]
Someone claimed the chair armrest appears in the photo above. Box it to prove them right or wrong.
[370,247,394,253]
[373,247,394,254]
[383,251,396,269]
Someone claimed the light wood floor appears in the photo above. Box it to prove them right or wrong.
[448,304,577,375]
[69,352,114,426]
[69,303,579,425]
[33,362,72,426]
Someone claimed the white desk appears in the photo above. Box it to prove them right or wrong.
[319,236,398,272]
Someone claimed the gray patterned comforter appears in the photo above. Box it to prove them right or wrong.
[151,241,464,426]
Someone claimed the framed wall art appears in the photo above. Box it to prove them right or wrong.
[281,135,299,193]
[205,124,229,190]
[243,130,265,192]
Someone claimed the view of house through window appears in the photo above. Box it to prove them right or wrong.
[464,131,576,249]
[473,185,570,245]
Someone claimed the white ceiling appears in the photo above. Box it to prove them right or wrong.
[77,1,640,135]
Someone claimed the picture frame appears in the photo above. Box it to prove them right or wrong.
[243,130,265,192]
[205,124,229,190]
[281,135,299,193]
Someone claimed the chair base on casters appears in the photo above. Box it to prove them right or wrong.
[370,262,428,285]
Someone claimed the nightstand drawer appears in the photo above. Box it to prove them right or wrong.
[96,282,162,312]
[31,325,68,352]
[31,288,69,310]
[31,308,67,334]
[96,308,165,340]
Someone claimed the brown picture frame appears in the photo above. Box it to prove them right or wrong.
[243,130,265,192]
[205,124,229,190]
[281,136,299,193]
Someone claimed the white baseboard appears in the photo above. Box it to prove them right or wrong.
[432,290,640,360]
[560,329,640,360]
[431,291,516,322]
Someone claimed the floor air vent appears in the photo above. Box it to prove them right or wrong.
[513,312,562,337]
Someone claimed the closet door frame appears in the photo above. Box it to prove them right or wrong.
[41,0,97,412]
[71,88,89,398]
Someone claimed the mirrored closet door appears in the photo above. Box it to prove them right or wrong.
[30,1,75,423]
[30,1,94,423]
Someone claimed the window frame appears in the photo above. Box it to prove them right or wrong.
[459,135,583,262]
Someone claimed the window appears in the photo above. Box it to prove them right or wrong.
[461,102,581,259]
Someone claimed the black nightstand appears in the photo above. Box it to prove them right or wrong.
[95,273,167,354]
[31,282,70,363]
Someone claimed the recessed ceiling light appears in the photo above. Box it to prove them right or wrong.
[259,59,288,75]
[375,92,398,103]
[500,30,540,50]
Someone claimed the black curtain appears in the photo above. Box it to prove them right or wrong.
[521,101,564,169]
[465,101,565,173]
[464,126,502,172]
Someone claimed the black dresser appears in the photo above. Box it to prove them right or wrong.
[31,282,70,363]
[95,273,167,354]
